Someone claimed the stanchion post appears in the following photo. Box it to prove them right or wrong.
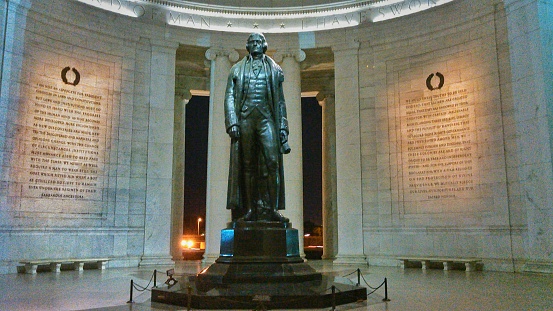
[153,269,157,288]
[127,279,134,303]
[357,268,361,286]
[383,277,390,301]
[331,285,336,311]
[187,285,192,311]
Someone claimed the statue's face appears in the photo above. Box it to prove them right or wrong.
[247,34,265,56]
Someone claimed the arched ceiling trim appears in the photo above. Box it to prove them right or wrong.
[76,0,455,33]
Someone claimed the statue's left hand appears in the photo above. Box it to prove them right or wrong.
[228,125,241,139]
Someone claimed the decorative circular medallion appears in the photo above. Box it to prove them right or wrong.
[426,72,444,91]
[61,67,80,86]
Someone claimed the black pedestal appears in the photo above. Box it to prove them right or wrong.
[195,221,321,291]
[151,221,367,309]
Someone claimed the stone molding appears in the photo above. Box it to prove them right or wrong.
[333,254,368,265]
[363,226,528,234]
[148,0,377,16]
[76,0,457,33]
[0,227,143,233]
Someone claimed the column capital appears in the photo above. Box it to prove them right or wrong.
[150,39,180,52]
[205,48,239,62]
[175,89,192,102]
[273,49,306,63]
[316,91,335,104]
[331,40,360,54]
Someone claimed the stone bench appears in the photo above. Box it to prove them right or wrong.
[398,257,481,271]
[19,258,109,274]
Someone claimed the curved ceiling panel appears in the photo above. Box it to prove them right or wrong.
[75,0,455,33]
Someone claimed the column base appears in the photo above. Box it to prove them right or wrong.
[333,254,367,265]
[139,255,174,267]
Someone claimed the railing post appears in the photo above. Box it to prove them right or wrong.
[153,269,157,288]
[127,279,134,303]
[383,278,390,301]
[331,285,336,311]
[187,285,192,311]
[357,268,361,286]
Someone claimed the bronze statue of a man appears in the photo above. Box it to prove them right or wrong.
[224,33,290,222]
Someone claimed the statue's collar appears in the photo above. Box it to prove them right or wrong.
[248,54,265,62]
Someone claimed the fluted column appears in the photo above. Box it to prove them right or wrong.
[204,48,239,263]
[332,42,366,264]
[171,90,191,260]
[274,49,306,253]
[317,92,338,260]
[141,40,179,266]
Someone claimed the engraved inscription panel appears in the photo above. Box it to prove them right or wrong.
[399,88,478,204]
[23,81,106,201]
[13,45,114,218]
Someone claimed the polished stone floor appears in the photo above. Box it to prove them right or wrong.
[1,260,552,311]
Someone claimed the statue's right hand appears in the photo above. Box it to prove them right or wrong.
[228,125,240,139]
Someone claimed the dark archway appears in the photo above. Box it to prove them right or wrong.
[183,95,209,235]
[301,97,323,259]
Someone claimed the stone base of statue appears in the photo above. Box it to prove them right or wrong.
[151,221,367,309]
[195,221,321,290]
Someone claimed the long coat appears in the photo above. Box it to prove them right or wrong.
[224,55,289,216]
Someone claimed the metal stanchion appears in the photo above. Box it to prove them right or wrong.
[187,286,192,311]
[357,268,361,286]
[127,279,134,303]
[383,278,390,301]
[153,269,157,288]
[331,285,336,311]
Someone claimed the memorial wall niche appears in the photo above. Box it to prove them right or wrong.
[14,47,113,218]
[397,84,482,214]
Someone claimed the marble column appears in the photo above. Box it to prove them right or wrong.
[505,0,553,273]
[274,49,306,253]
[317,92,338,260]
[141,40,179,266]
[332,42,366,264]
[204,48,239,263]
[171,91,191,260]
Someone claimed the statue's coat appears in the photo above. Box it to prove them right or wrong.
[224,55,288,215]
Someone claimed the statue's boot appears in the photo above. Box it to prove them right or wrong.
[239,171,255,221]
[240,208,254,221]
[271,209,289,222]
[267,172,289,222]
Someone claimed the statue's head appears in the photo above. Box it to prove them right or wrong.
[246,32,267,56]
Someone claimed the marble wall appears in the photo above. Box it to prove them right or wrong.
[0,0,179,273]
[0,0,552,274]
[353,0,553,272]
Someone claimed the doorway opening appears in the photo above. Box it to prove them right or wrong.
[182,95,209,259]
[301,96,323,259]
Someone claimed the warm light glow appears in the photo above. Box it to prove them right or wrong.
[181,239,195,249]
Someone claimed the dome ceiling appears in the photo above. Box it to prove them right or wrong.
[161,0,383,12]
[173,0,369,9]
[77,0,455,33]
